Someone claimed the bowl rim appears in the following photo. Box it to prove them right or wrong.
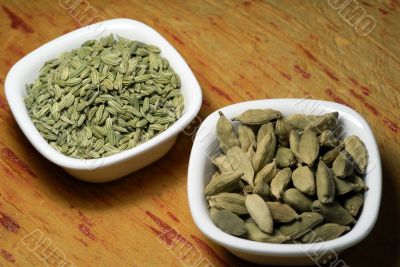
[4,18,202,170]
[187,99,381,257]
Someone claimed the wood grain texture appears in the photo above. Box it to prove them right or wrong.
[0,0,399,266]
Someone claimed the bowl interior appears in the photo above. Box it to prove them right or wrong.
[188,99,381,256]
[5,18,202,169]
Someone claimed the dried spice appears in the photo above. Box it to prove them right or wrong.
[25,34,183,159]
[210,208,247,236]
[206,109,368,244]
[301,223,350,243]
[245,194,274,233]
[292,164,315,196]
[316,160,335,204]
[233,109,281,125]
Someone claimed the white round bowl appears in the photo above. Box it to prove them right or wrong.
[5,18,202,182]
[187,99,381,265]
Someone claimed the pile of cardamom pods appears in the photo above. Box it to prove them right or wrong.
[205,109,369,244]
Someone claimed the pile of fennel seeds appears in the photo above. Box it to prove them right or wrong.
[205,109,369,244]
[24,34,184,159]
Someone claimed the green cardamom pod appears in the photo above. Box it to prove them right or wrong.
[298,130,319,166]
[227,146,255,186]
[275,118,293,147]
[252,133,276,172]
[311,200,356,225]
[348,175,368,192]
[316,160,335,204]
[245,194,274,233]
[254,159,277,185]
[333,176,358,195]
[275,147,296,168]
[319,130,338,148]
[217,111,240,151]
[212,154,233,173]
[238,125,256,152]
[344,193,364,216]
[253,181,271,200]
[332,151,354,178]
[271,167,292,200]
[207,193,248,215]
[266,201,300,223]
[257,123,275,144]
[344,135,368,174]
[282,188,313,213]
[286,114,318,130]
[209,208,247,236]
[305,112,339,133]
[205,171,242,196]
[321,145,342,167]
[232,109,282,125]
[292,164,315,196]
[289,129,302,161]
[256,123,277,169]
[245,220,290,243]
[246,146,256,163]
[278,212,323,239]
[301,223,350,243]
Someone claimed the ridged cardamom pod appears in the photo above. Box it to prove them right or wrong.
[321,145,342,167]
[253,181,271,200]
[257,123,275,144]
[332,151,354,178]
[344,193,364,216]
[217,111,240,151]
[245,194,274,233]
[311,200,356,225]
[266,201,300,223]
[232,109,282,125]
[227,146,255,186]
[252,133,276,172]
[286,114,318,130]
[278,212,323,239]
[348,175,368,192]
[333,176,358,195]
[282,188,313,213]
[212,154,233,173]
[344,135,368,174]
[209,208,247,236]
[256,123,277,169]
[238,125,256,152]
[207,193,248,215]
[289,129,302,161]
[254,159,277,185]
[305,112,339,133]
[275,147,296,168]
[319,130,338,148]
[298,130,319,166]
[292,164,315,196]
[245,220,290,243]
[316,160,335,204]
[301,223,350,243]
[246,147,255,163]
[205,171,242,196]
[271,168,292,200]
[275,118,293,147]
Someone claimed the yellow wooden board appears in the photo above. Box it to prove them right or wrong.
[0,0,399,266]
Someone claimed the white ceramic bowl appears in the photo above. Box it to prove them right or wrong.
[188,99,381,265]
[5,18,202,182]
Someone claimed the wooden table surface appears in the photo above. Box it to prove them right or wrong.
[0,0,399,266]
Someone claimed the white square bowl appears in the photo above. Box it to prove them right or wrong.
[187,99,381,265]
[5,18,202,182]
